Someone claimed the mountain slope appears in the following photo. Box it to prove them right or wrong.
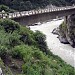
[0,0,74,11]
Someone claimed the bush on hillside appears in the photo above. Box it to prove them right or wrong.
[19,26,36,45]
[34,31,48,53]
[0,5,15,12]
[0,19,74,75]
[0,19,20,33]
[0,5,9,12]
[12,45,75,75]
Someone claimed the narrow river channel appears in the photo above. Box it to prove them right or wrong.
[30,19,75,67]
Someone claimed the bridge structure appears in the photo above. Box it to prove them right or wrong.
[0,6,75,25]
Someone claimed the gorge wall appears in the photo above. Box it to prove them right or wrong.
[58,14,75,47]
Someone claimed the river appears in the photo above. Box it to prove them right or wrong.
[29,19,75,67]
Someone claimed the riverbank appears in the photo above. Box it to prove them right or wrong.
[30,19,75,67]
[0,19,74,74]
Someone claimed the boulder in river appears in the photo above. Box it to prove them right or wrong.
[52,27,59,35]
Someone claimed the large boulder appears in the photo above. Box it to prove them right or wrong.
[58,35,69,44]
[52,27,59,35]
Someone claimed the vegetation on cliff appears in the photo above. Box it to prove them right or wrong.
[0,19,74,75]
[59,14,75,47]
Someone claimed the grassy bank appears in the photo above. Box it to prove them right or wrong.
[0,19,74,75]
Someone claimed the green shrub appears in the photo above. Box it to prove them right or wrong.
[19,26,36,45]
[0,19,20,33]
[0,29,21,58]
[59,22,67,37]
[22,62,42,75]
[0,30,9,46]
[34,31,48,53]
[13,45,32,60]
[0,5,9,12]
[0,45,7,58]
[0,5,15,12]
[8,31,21,47]
[12,45,52,75]
[12,45,75,75]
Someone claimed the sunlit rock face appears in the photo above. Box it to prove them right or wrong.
[58,14,75,47]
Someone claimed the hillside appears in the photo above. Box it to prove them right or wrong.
[0,0,74,11]
[0,19,74,75]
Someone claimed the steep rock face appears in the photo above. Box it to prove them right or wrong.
[67,14,75,47]
[58,14,75,47]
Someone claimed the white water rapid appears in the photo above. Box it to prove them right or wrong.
[30,19,75,67]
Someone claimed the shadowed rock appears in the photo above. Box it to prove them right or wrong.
[57,14,75,47]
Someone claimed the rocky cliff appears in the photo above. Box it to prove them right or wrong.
[59,14,75,47]
[52,14,75,47]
